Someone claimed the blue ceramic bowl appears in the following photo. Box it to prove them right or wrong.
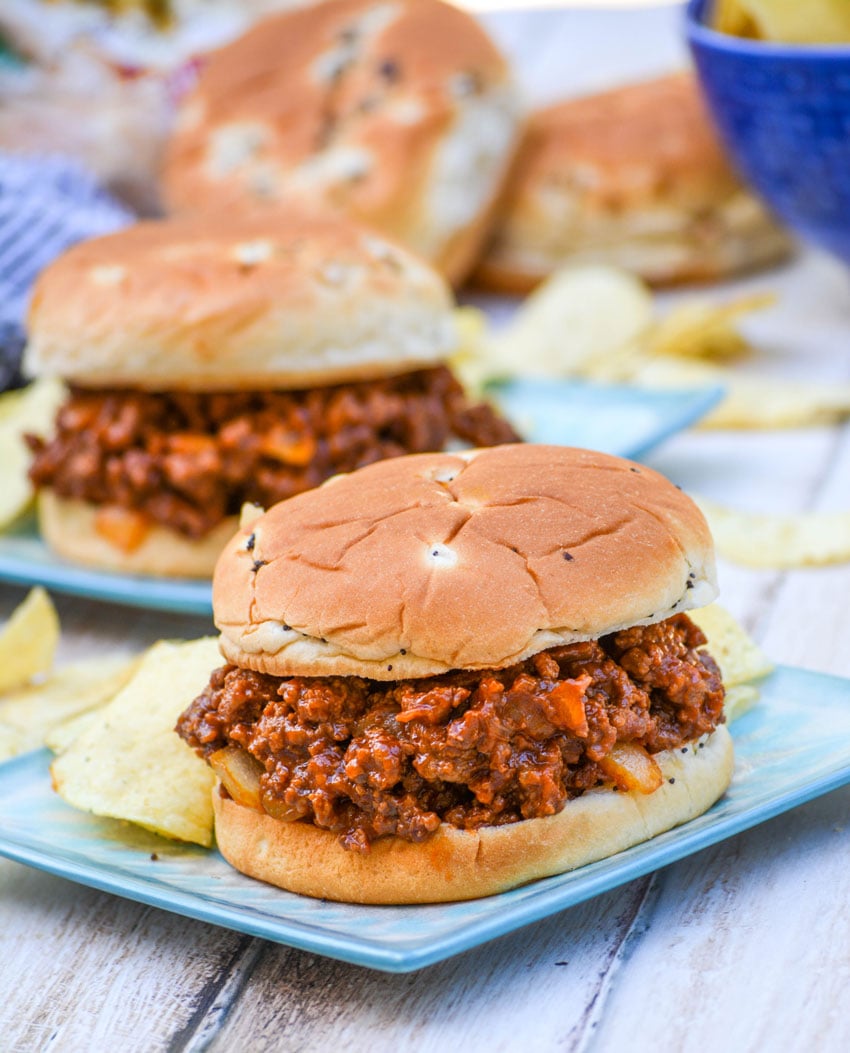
[686,0,850,265]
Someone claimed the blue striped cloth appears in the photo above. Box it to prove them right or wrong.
[0,153,133,389]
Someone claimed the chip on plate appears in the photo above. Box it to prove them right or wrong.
[0,377,65,530]
[489,264,654,378]
[722,684,761,723]
[51,637,220,846]
[0,587,60,694]
[45,709,104,757]
[0,654,140,761]
[697,498,850,568]
[690,603,774,688]
[646,294,772,364]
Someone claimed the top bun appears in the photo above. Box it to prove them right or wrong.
[162,0,522,286]
[24,212,455,390]
[215,444,717,679]
[476,72,791,291]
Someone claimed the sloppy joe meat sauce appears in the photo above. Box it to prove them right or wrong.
[177,615,725,852]
[26,366,519,539]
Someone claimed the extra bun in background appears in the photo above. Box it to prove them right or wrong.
[162,0,522,286]
[177,444,733,903]
[24,213,518,578]
[476,72,792,293]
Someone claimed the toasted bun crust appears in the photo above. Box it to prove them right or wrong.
[213,725,733,903]
[24,213,455,390]
[214,444,718,679]
[476,73,791,291]
[38,492,237,579]
[162,0,522,285]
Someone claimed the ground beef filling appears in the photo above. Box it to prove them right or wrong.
[26,366,519,539]
[177,615,725,852]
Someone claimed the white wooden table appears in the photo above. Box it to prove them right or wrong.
[1,6,850,1051]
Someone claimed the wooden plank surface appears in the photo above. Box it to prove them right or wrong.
[1,5,850,1052]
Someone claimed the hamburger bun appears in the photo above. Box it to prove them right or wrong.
[475,72,792,292]
[24,212,455,391]
[215,444,718,680]
[193,443,733,903]
[38,492,237,579]
[213,725,733,903]
[162,0,522,286]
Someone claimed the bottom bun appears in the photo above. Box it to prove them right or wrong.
[213,725,734,904]
[38,491,237,579]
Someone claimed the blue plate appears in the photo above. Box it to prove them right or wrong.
[0,664,846,973]
[0,514,213,616]
[0,380,722,615]
[490,378,723,460]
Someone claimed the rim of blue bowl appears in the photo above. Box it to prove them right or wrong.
[686,0,850,59]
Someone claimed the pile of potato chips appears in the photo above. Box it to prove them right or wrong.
[455,264,850,431]
[0,588,219,845]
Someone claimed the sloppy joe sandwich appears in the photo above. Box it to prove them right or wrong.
[177,443,734,903]
[476,72,791,293]
[162,0,522,286]
[24,213,518,578]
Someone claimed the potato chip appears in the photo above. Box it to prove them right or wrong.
[690,603,774,687]
[723,684,761,723]
[51,637,220,846]
[646,294,772,364]
[0,654,140,760]
[0,722,26,763]
[697,497,850,568]
[489,265,654,379]
[712,0,760,35]
[45,709,103,757]
[449,306,503,396]
[737,0,850,43]
[0,587,60,694]
[705,379,850,430]
[0,377,65,530]
[627,358,850,429]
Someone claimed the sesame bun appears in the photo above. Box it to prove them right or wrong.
[24,212,455,391]
[162,0,522,286]
[475,73,792,292]
[39,493,238,579]
[213,725,733,903]
[214,444,718,680]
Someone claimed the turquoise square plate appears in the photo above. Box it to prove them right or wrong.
[0,380,722,615]
[0,664,846,973]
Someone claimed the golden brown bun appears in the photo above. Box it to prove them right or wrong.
[24,212,454,390]
[39,492,237,579]
[475,72,792,291]
[162,0,522,286]
[213,725,733,903]
[214,444,717,679]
